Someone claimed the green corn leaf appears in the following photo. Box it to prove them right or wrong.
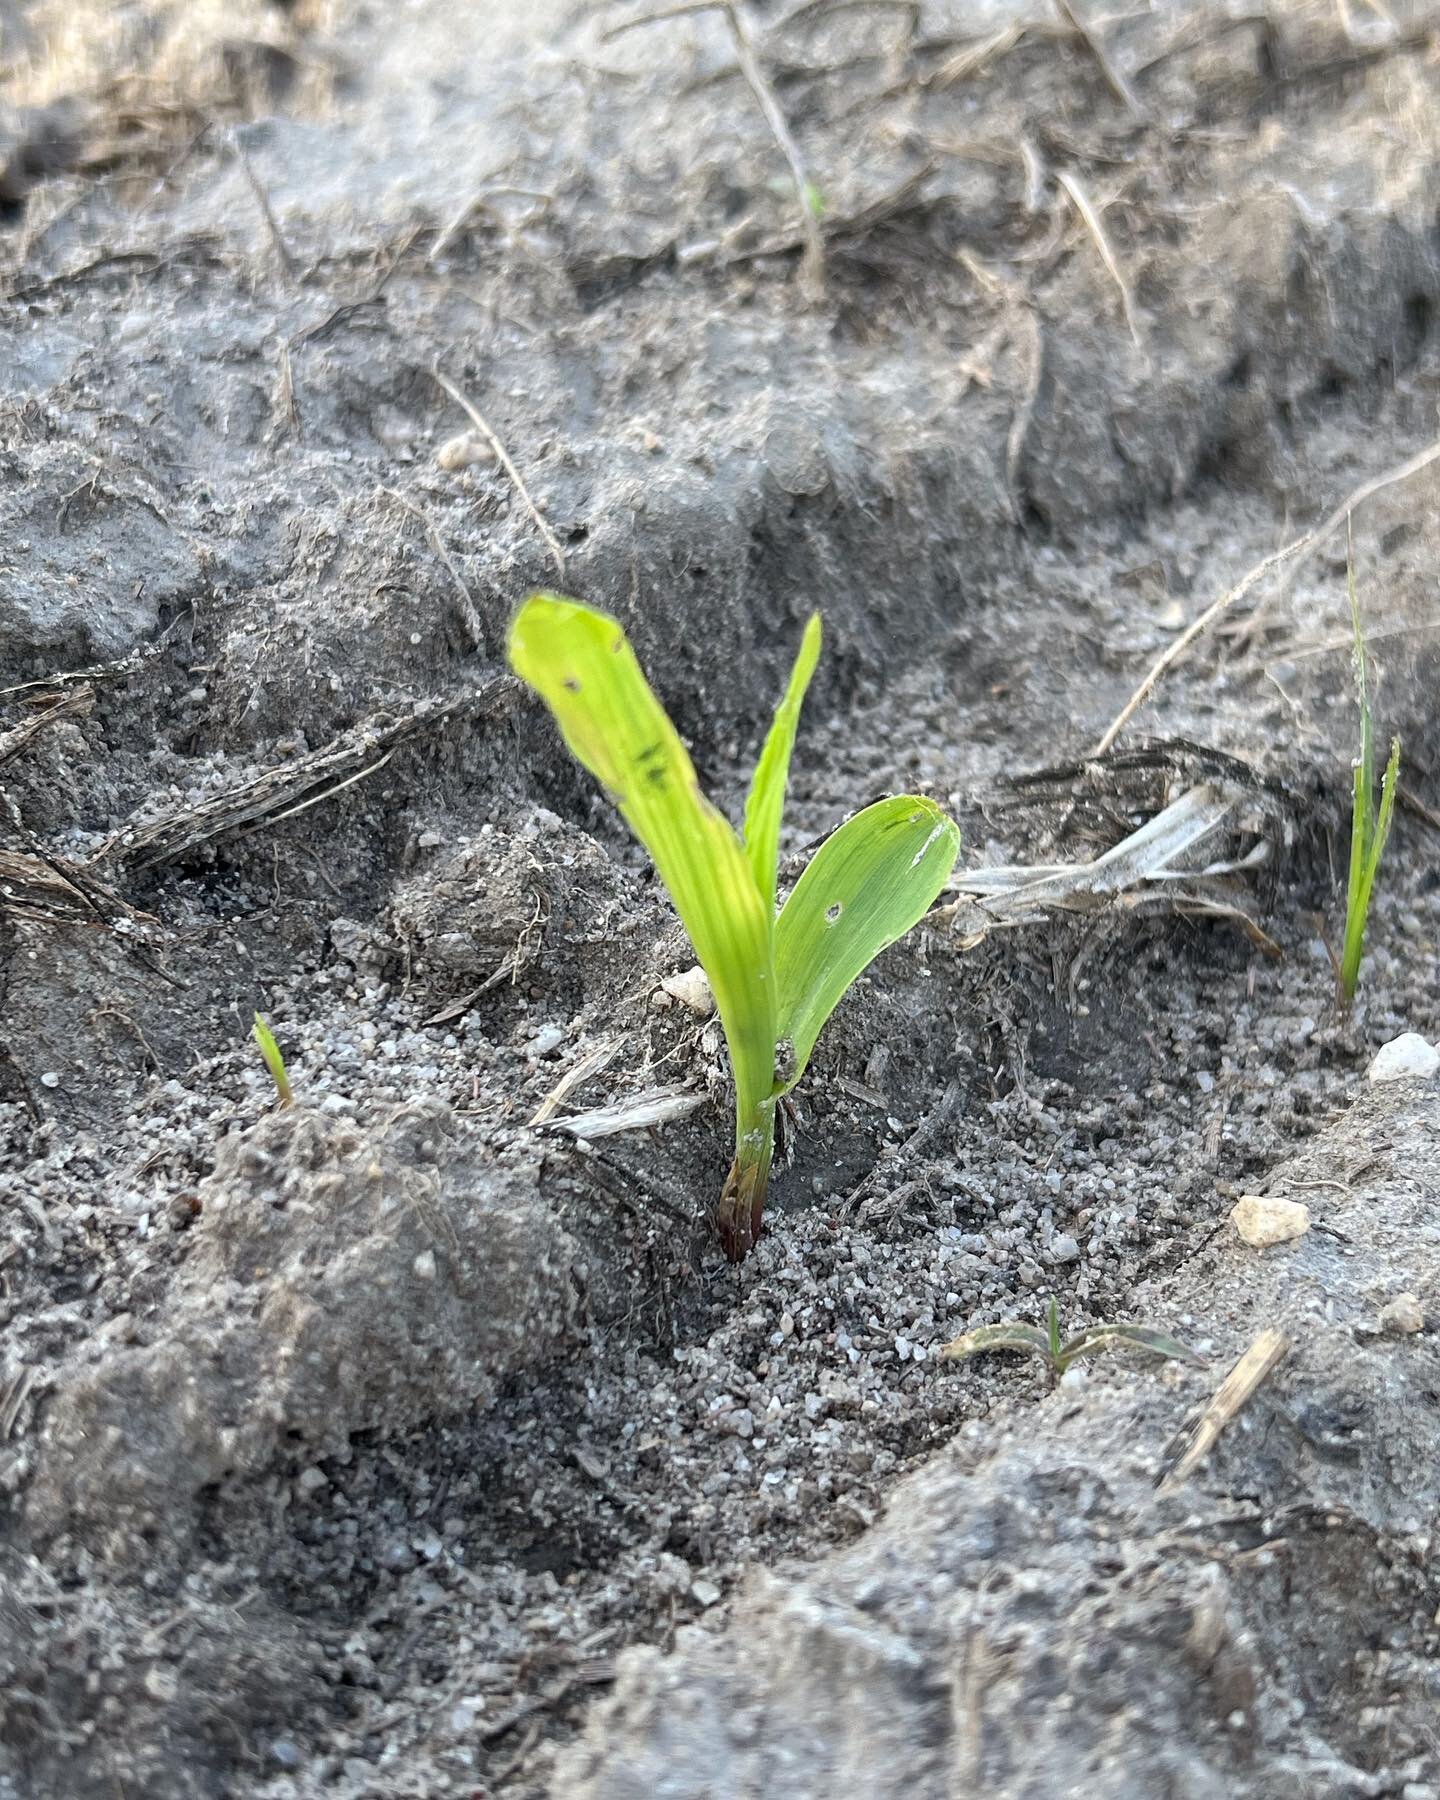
[252,1013,293,1107]
[1056,1324,1202,1372]
[507,594,777,1128]
[940,1323,1054,1366]
[743,614,822,914]
[1047,1296,1064,1364]
[1369,733,1401,882]
[1340,524,1401,1006]
[774,795,959,1085]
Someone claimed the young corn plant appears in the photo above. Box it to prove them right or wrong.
[1339,546,1400,1008]
[941,1297,1199,1383]
[508,593,960,1261]
[252,1013,293,1108]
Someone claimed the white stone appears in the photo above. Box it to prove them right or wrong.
[662,966,714,1017]
[1230,1194,1310,1249]
[1368,1033,1440,1085]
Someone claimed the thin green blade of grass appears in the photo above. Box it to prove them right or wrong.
[1342,733,1401,1001]
[742,612,822,914]
[774,796,960,1084]
[252,1013,293,1107]
[1372,733,1401,869]
[1339,532,1401,1006]
[1339,540,1375,986]
[508,595,778,1137]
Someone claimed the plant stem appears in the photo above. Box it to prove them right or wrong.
[717,1100,775,1263]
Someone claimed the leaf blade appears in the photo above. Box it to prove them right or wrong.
[252,1013,293,1107]
[939,1324,1054,1366]
[507,594,777,1125]
[1057,1325,1202,1371]
[743,614,822,914]
[774,796,959,1083]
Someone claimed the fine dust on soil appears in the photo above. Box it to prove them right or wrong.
[2,3,1440,1797]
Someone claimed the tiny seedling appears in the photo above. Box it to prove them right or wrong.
[1338,540,1400,1008]
[941,1297,1199,1382]
[508,594,959,1261]
[252,1013,293,1108]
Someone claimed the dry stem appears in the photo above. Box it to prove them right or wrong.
[1057,170,1142,351]
[432,368,566,579]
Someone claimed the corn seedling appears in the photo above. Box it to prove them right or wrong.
[508,594,960,1261]
[1338,541,1400,1008]
[941,1296,1199,1382]
[252,1013,293,1108]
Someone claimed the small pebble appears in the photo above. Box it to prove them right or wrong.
[413,1249,437,1280]
[662,966,714,1018]
[435,430,495,471]
[1368,1033,1440,1084]
[1378,1293,1425,1337]
[144,1665,179,1702]
[39,1071,60,1089]
[690,1579,721,1608]
[297,1465,327,1495]
[1230,1194,1310,1249]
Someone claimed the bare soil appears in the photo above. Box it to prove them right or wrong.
[3,3,1440,1797]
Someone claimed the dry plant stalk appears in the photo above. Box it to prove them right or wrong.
[1161,1328,1288,1490]
[432,368,566,579]
[1057,170,1142,351]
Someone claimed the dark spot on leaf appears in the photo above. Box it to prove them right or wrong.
[825,902,843,924]
[563,676,582,692]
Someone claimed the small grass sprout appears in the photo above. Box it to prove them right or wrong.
[941,1296,1199,1382]
[252,1013,293,1108]
[1339,536,1400,1009]
[508,594,960,1261]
